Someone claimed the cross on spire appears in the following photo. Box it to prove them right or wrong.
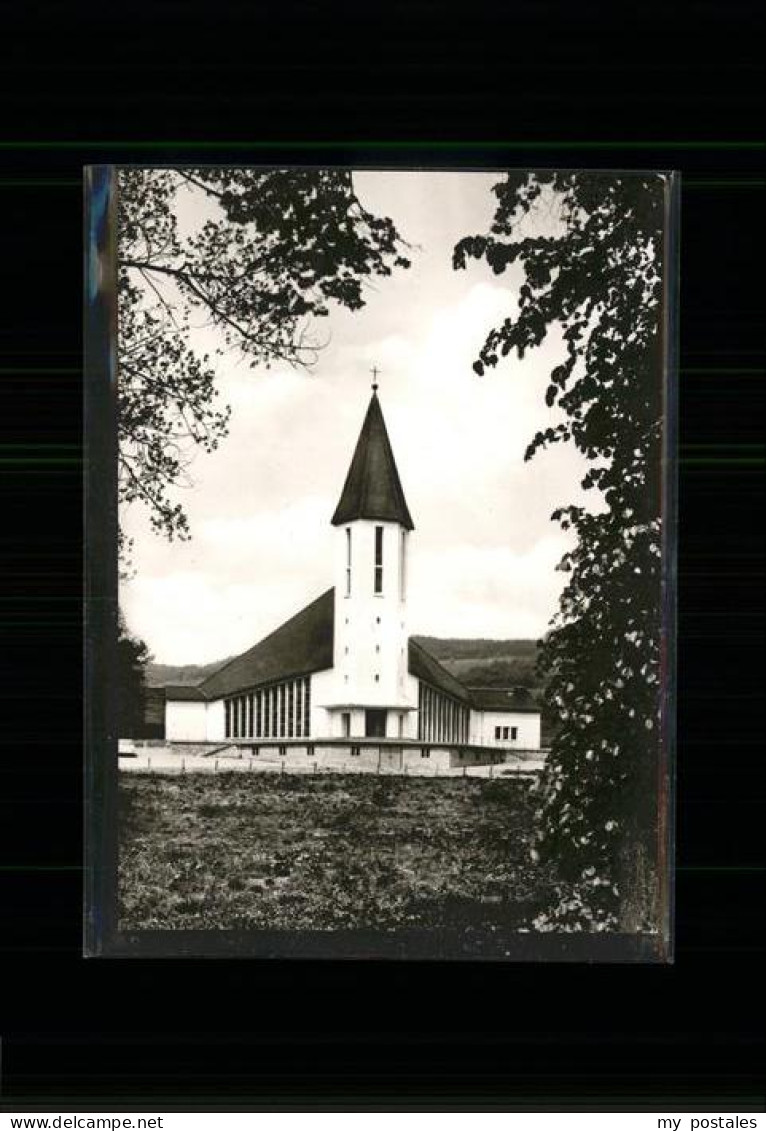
[370,365,380,393]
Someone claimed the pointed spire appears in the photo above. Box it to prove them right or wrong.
[331,389,415,530]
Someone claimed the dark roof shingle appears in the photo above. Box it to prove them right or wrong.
[165,586,539,719]
[331,391,414,530]
[408,638,471,703]
[197,588,335,699]
[165,684,209,701]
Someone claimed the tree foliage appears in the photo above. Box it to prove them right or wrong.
[455,172,667,931]
[117,611,152,738]
[117,168,410,549]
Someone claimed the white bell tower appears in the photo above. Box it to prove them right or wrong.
[328,377,415,738]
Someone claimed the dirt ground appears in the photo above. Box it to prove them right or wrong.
[119,772,563,933]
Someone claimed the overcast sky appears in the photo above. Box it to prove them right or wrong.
[120,170,590,665]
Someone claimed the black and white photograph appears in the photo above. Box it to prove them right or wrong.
[87,166,675,959]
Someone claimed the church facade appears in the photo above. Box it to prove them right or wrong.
[165,387,541,757]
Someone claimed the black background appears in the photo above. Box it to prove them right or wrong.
[1,0,764,1111]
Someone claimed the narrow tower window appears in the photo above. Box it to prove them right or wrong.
[345,528,352,596]
[399,529,407,601]
[374,525,384,594]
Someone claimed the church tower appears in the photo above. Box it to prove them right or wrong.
[329,382,415,739]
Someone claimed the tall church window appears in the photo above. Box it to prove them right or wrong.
[345,528,352,596]
[279,684,286,738]
[225,699,231,739]
[303,676,311,737]
[374,526,384,594]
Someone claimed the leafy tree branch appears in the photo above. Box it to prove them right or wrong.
[455,172,667,931]
[117,167,411,551]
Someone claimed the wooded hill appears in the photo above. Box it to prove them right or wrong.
[412,637,541,690]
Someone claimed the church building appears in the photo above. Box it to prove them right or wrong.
[165,384,541,764]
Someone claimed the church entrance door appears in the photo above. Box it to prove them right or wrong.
[365,708,387,738]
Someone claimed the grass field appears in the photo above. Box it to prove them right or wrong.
[119,772,565,934]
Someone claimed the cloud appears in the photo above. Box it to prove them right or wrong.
[120,171,589,663]
[408,534,573,639]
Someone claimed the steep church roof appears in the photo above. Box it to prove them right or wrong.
[167,586,483,706]
[331,390,414,530]
[408,638,472,704]
[166,586,541,721]
[194,587,335,700]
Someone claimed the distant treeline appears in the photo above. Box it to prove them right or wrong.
[444,658,539,689]
[146,658,233,688]
[412,636,540,661]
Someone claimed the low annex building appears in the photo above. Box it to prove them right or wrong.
[165,385,542,764]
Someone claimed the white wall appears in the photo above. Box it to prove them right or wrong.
[469,709,541,749]
[205,698,226,741]
[309,668,336,738]
[165,699,208,742]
